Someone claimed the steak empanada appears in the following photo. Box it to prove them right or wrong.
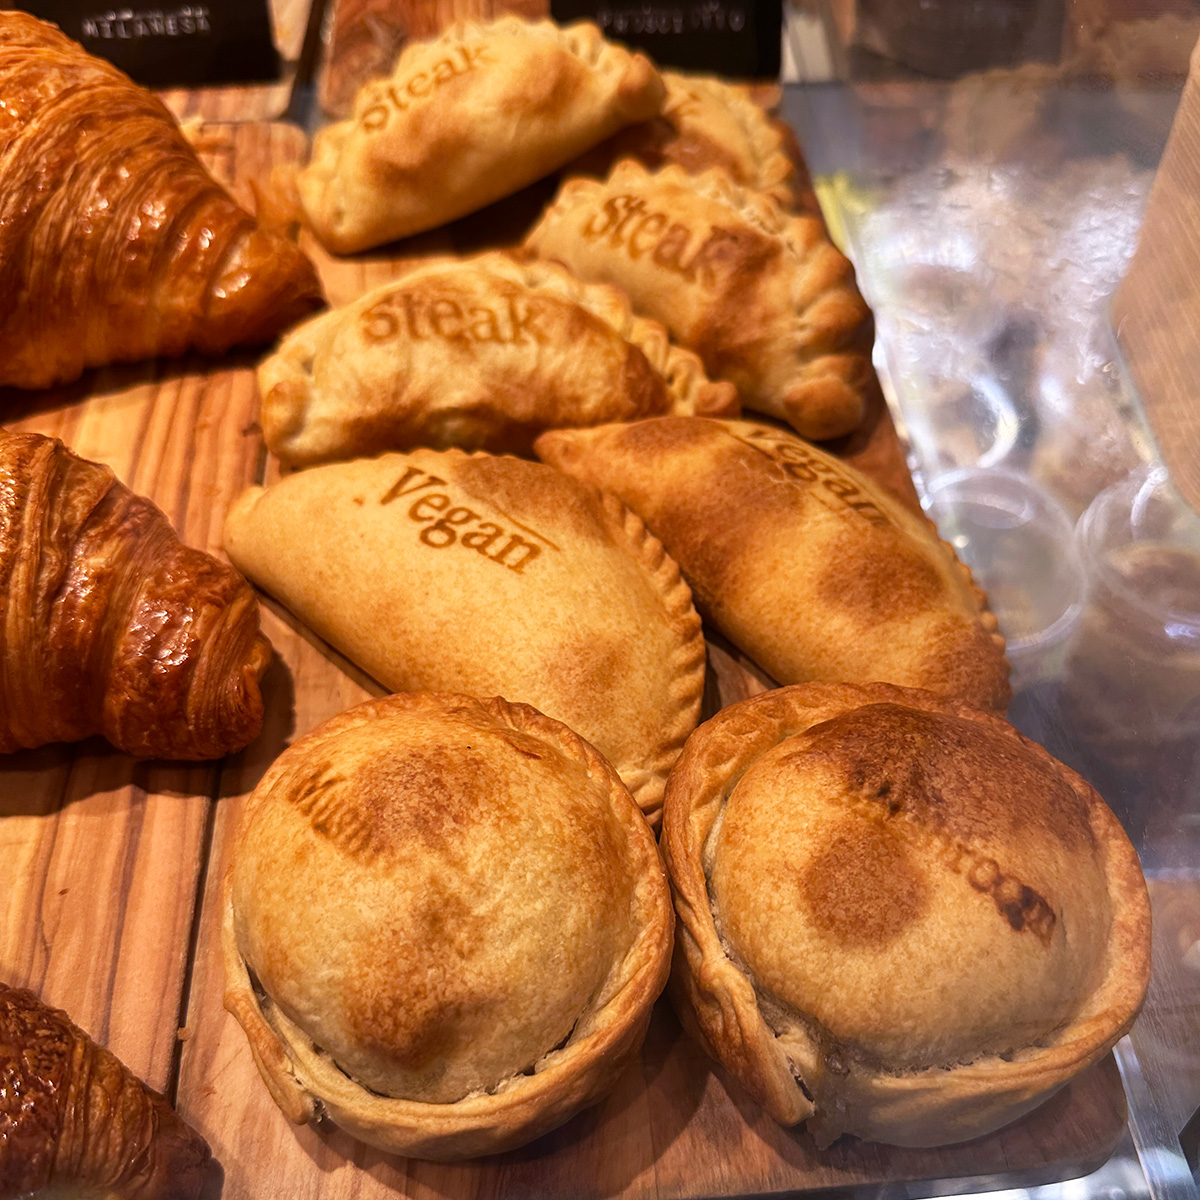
[223,450,704,823]
[535,417,1010,711]
[299,18,665,253]
[224,692,673,1160]
[570,72,796,207]
[662,683,1150,1147]
[0,13,323,390]
[260,252,738,466]
[524,161,873,440]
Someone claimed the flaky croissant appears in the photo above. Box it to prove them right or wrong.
[0,12,324,390]
[0,429,271,759]
[0,982,213,1200]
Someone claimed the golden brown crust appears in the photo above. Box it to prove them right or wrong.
[259,251,737,466]
[0,12,323,390]
[524,160,873,440]
[0,429,271,759]
[0,982,213,1199]
[535,417,1010,712]
[223,448,703,823]
[569,72,794,206]
[223,692,673,1160]
[661,683,1151,1148]
[299,17,666,253]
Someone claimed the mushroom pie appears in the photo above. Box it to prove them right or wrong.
[662,683,1151,1147]
[224,692,673,1160]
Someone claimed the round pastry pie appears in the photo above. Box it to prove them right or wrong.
[661,683,1150,1148]
[223,692,673,1160]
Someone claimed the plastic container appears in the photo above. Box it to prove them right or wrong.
[923,466,1085,691]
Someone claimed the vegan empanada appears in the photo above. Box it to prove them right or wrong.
[223,692,673,1160]
[525,160,873,440]
[260,252,738,466]
[662,683,1150,1147]
[223,450,704,823]
[299,18,665,253]
[535,417,1010,711]
[569,72,796,207]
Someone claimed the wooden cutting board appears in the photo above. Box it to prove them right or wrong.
[1112,29,1200,518]
[0,120,1127,1199]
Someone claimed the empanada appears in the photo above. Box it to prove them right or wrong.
[569,72,795,206]
[223,450,704,822]
[224,693,673,1160]
[260,251,738,466]
[524,161,873,440]
[299,18,665,253]
[662,683,1151,1147]
[535,417,1010,711]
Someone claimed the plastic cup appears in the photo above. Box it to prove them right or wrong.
[922,467,1085,691]
[1064,464,1200,763]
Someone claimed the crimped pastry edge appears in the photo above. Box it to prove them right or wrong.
[435,445,707,822]
[300,16,665,254]
[659,71,794,206]
[258,250,737,463]
[586,485,707,827]
[487,253,739,418]
[223,691,674,1161]
[225,447,705,820]
[526,160,872,439]
[339,15,664,124]
[661,682,1151,1148]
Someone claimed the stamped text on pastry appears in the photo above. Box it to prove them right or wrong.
[738,429,892,528]
[359,44,492,131]
[379,466,553,573]
[291,770,380,859]
[580,195,743,289]
[361,292,549,347]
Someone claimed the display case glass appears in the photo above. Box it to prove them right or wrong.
[784,8,1200,1194]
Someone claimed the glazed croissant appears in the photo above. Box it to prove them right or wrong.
[0,982,212,1200]
[0,12,324,390]
[0,429,272,759]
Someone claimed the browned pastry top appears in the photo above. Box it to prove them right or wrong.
[571,72,797,208]
[662,683,1152,1147]
[0,428,271,759]
[224,692,673,1159]
[258,251,737,465]
[223,446,704,822]
[0,12,323,389]
[0,982,212,1199]
[525,161,873,440]
[536,417,1010,712]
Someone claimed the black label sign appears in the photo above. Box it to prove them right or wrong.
[550,0,781,78]
[15,0,280,86]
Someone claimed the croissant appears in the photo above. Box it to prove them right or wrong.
[0,982,213,1200]
[0,12,324,390]
[0,429,272,759]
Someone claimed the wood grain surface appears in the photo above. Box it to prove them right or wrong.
[0,122,301,1093]
[1112,33,1200,518]
[1,119,1128,1198]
